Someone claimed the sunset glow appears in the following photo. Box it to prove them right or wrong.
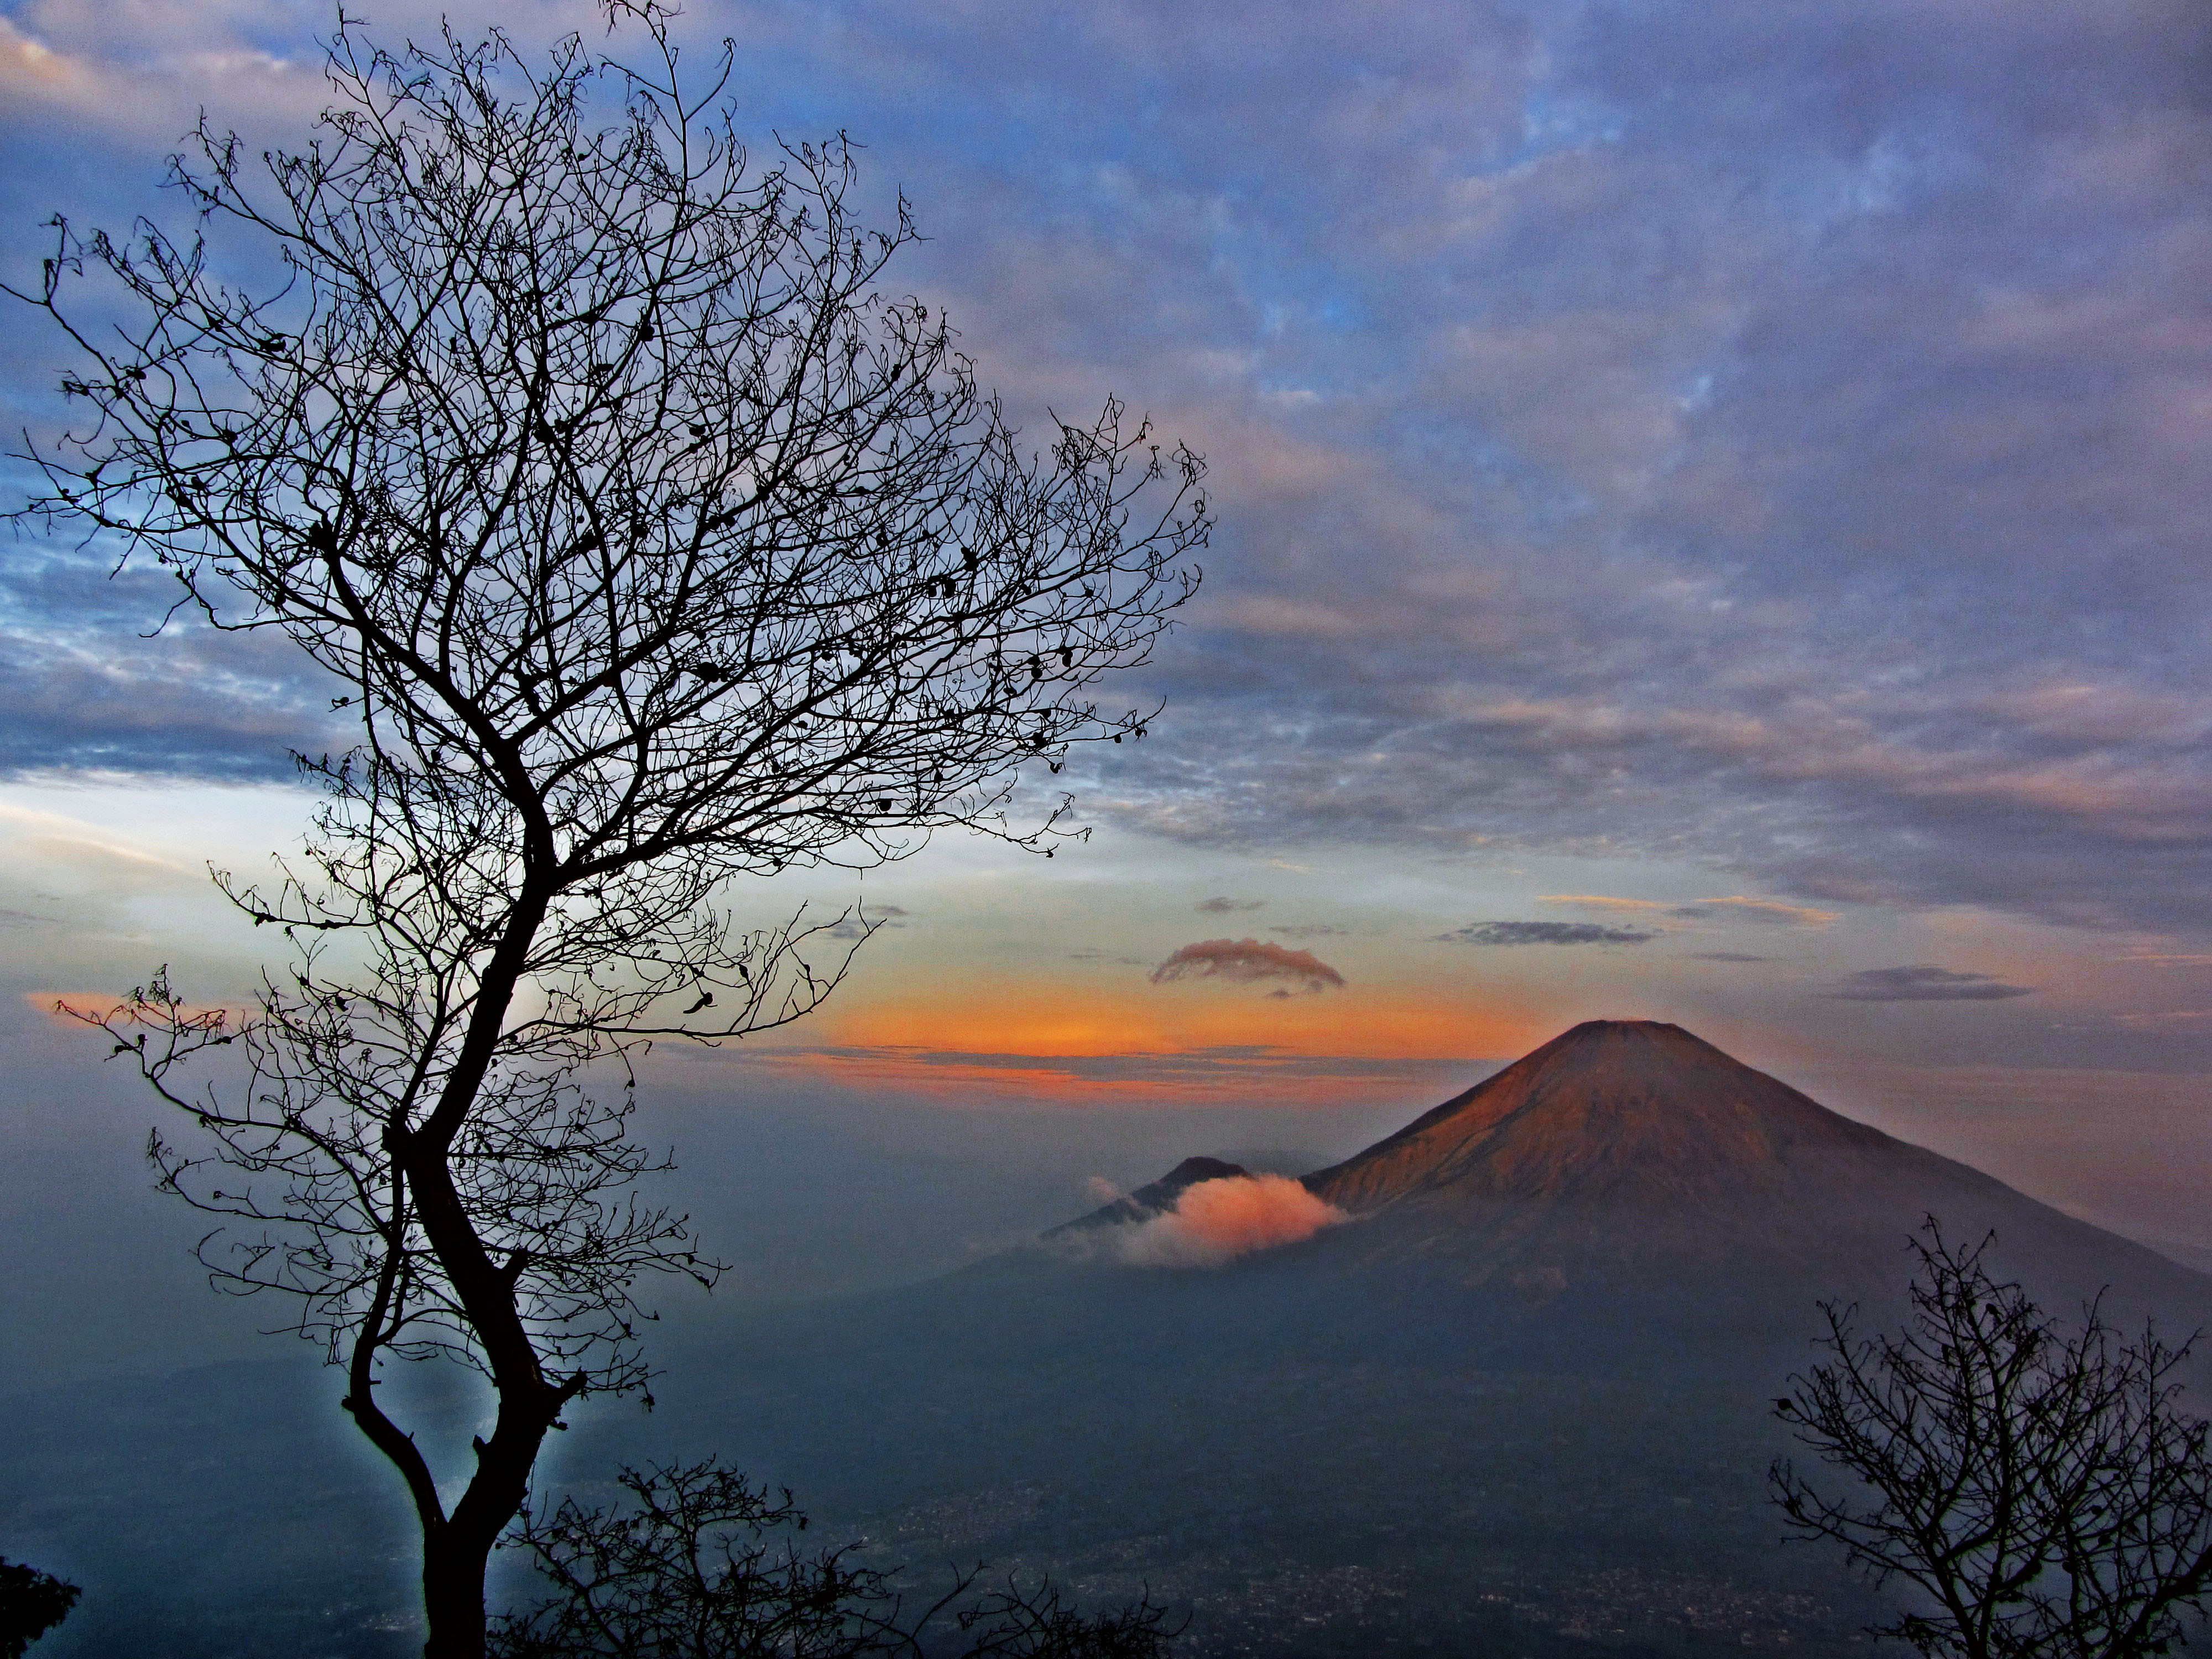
[752,974,1558,1103]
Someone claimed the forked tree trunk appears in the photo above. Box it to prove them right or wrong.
[403,1312,567,1655]
[419,1416,549,1659]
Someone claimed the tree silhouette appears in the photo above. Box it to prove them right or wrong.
[0,1558,80,1659]
[7,5,1204,1654]
[489,1458,1178,1658]
[1771,1223,2212,1659]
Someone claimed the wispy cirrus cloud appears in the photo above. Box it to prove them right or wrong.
[1666,897,1839,927]
[1538,894,1836,926]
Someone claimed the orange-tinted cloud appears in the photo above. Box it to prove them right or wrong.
[813,976,1538,1059]
[753,1042,1490,1106]
[27,990,244,1030]
[1108,1174,1348,1269]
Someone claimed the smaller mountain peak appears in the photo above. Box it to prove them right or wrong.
[1158,1156,1246,1187]
[1046,1156,1250,1237]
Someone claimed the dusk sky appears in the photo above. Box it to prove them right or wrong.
[3,0,2210,1375]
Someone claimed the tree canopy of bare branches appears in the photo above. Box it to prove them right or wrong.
[1771,1224,2212,1659]
[6,5,1204,1655]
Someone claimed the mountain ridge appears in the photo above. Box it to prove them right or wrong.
[1044,1154,1250,1236]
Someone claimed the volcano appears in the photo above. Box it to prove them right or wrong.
[1271,1019,2196,1325]
[1045,1154,1251,1235]
[1312,1019,1911,1210]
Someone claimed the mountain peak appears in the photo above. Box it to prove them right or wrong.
[1306,1019,1896,1214]
[1046,1155,1249,1236]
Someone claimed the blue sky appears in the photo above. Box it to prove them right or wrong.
[3,0,2211,1353]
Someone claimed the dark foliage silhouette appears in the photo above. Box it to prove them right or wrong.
[6,3,1204,1653]
[489,1458,1179,1658]
[1772,1223,2212,1659]
[0,1557,80,1659]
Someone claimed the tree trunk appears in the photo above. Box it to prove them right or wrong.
[422,1528,492,1659]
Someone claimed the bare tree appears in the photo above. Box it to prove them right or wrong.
[488,1458,1180,1659]
[5,6,1205,1655]
[1771,1223,2212,1659]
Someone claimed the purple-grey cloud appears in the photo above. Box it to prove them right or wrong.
[1195,896,1264,913]
[1829,967,2037,1003]
[1149,938,1345,995]
[0,566,345,780]
[1436,921,1657,947]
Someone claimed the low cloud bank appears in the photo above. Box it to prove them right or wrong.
[1112,1174,1349,1270]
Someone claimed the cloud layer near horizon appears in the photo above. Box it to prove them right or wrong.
[1,0,2207,935]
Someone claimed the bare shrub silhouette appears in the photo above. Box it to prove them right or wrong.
[490,1459,1179,1658]
[1773,1223,2212,1659]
